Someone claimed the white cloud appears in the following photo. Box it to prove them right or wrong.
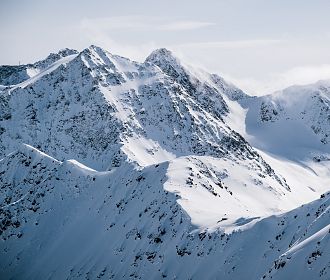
[158,21,215,31]
[175,39,283,49]
[80,16,214,32]
[78,16,215,60]
[81,16,150,32]
[275,65,330,87]
[223,64,330,96]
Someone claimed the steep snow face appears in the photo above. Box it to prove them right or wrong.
[1,46,328,222]
[0,45,282,184]
[1,46,330,279]
[245,80,330,160]
[0,48,79,86]
[0,48,124,170]
[263,193,330,280]
[1,146,329,280]
[0,145,191,279]
[1,46,304,226]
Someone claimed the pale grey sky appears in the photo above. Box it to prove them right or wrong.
[1,0,330,94]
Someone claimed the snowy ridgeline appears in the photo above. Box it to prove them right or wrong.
[0,46,330,279]
[1,144,330,279]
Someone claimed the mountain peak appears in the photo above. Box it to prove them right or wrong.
[147,47,173,57]
[87,44,105,52]
[32,48,78,71]
[56,48,79,57]
[145,47,179,66]
[2,46,330,280]
[81,45,110,56]
[39,48,78,64]
[145,47,192,84]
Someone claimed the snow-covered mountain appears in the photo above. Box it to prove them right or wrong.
[0,46,254,170]
[0,48,79,86]
[245,80,330,160]
[1,144,329,279]
[0,46,329,279]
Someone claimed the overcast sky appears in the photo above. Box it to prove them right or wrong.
[1,0,330,95]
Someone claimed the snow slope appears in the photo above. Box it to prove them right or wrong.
[0,145,329,279]
[1,46,330,279]
[245,80,330,161]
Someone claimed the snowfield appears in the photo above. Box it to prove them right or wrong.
[0,46,329,279]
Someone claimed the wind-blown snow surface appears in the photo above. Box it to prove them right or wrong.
[0,46,330,279]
